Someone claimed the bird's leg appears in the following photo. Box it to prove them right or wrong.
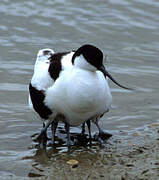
[41,123,48,146]
[37,121,51,147]
[86,120,92,144]
[94,120,112,141]
[42,123,49,140]
[51,121,58,145]
[64,122,71,146]
[81,122,85,136]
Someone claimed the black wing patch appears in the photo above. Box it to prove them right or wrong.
[29,83,52,119]
[48,52,70,81]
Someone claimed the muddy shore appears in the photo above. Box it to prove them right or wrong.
[23,124,159,180]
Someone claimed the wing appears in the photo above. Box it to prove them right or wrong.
[48,51,74,81]
[29,83,52,119]
[29,48,54,114]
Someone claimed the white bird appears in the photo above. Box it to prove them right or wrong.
[29,48,55,145]
[29,48,75,145]
[29,45,131,146]
[44,44,131,145]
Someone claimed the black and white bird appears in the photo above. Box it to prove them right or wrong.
[29,44,131,146]
[29,48,75,145]
[29,48,55,145]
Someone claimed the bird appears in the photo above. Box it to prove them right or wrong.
[29,44,131,147]
[44,44,132,146]
[29,48,75,146]
[29,48,55,146]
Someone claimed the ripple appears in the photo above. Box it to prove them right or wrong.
[0,0,159,178]
[0,83,27,91]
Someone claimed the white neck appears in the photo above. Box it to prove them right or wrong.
[74,55,96,71]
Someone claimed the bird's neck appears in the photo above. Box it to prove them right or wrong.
[74,55,96,72]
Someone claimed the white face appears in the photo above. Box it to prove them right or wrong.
[36,48,54,63]
[74,54,96,71]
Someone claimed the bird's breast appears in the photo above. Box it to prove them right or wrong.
[45,69,112,126]
[67,70,112,113]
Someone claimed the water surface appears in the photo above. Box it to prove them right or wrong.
[0,0,159,178]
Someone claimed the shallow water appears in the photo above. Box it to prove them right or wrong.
[0,0,159,178]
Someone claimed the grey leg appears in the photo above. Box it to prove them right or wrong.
[64,123,71,146]
[37,121,52,147]
[43,123,49,140]
[94,120,112,143]
[86,120,92,142]
[81,122,85,135]
[42,123,48,147]
[51,121,58,145]
[94,120,104,135]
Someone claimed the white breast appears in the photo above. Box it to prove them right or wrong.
[61,51,74,70]
[31,61,53,91]
[45,67,112,126]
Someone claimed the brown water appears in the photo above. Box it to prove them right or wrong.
[0,0,159,179]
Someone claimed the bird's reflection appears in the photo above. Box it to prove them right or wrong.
[25,125,112,178]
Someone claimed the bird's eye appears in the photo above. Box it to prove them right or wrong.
[43,50,50,55]
[45,60,50,64]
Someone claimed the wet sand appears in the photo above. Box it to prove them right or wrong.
[23,124,159,180]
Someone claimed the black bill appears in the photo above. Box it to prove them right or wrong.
[99,65,133,90]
